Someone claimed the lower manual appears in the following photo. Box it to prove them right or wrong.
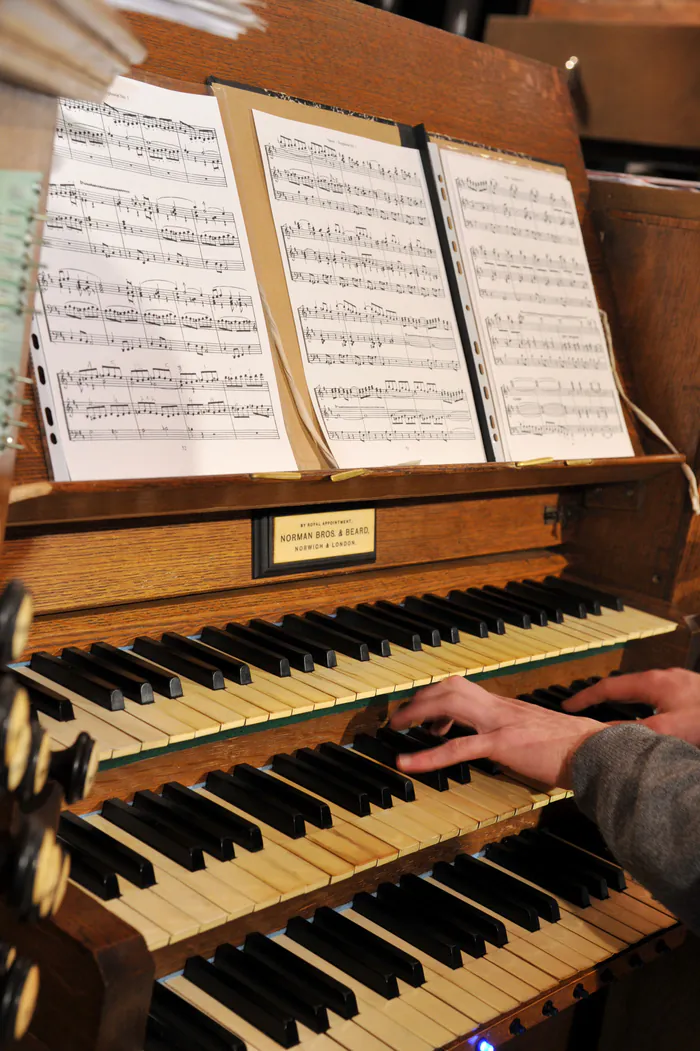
[143,832,677,1051]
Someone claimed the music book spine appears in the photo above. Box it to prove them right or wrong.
[410,124,500,461]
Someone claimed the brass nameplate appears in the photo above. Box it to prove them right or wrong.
[252,507,376,577]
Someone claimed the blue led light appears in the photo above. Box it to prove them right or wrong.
[477,1041,495,1051]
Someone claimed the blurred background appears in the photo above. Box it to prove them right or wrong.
[358,0,700,181]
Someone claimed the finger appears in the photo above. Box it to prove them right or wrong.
[425,717,453,736]
[562,672,663,712]
[390,678,496,733]
[397,732,499,773]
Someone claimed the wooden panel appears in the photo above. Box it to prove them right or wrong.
[529,0,700,23]
[22,548,568,657]
[485,19,700,148]
[1,492,564,614]
[0,885,153,1051]
[587,182,700,615]
[6,454,680,527]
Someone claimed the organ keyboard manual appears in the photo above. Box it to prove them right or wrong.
[31,73,635,480]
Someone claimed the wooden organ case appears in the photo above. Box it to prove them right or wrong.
[1,2,698,1049]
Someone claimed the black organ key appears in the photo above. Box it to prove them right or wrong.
[160,634,251,686]
[132,638,224,691]
[249,620,334,668]
[132,790,236,861]
[11,668,74,721]
[541,831,625,890]
[205,769,305,838]
[271,752,370,817]
[398,872,506,948]
[525,689,563,712]
[521,580,588,618]
[145,1020,183,1051]
[286,915,399,999]
[101,798,206,871]
[454,852,560,923]
[353,888,464,968]
[376,727,452,790]
[90,642,183,698]
[524,829,626,891]
[379,881,486,959]
[504,582,567,621]
[282,614,369,662]
[393,599,460,644]
[58,811,156,887]
[309,610,391,657]
[227,623,313,673]
[481,585,555,625]
[61,647,154,705]
[200,625,290,678]
[368,602,442,647]
[546,577,624,612]
[319,742,415,802]
[544,684,575,701]
[432,859,540,932]
[410,594,487,640]
[184,955,298,1048]
[29,652,124,711]
[485,840,591,908]
[543,809,615,862]
[517,829,608,898]
[353,605,422,650]
[161,782,263,852]
[294,747,392,809]
[402,726,471,783]
[463,589,532,629]
[445,591,506,634]
[58,835,120,900]
[333,608,412,653]
[232,764,332,828]
[214,942,329,1034]
[149,981,245,1051]
[353,731,448,792]
[243,931,358,1020]
[542,577,603,614]
[313,905,424,986]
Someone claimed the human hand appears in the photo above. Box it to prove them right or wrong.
[390,676,605,788]
[562,667,700,716]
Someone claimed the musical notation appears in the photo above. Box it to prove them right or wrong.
[502,377,624,439]
[439,144,633,460]
[58,365,281,442]
[485,310,606,371]
[56,97,227,186]
[255,109,485,468]
[44,183,244,274]
[32,78,294,480]
[316,380,476,444]
[267,138,421,186]
[298,298,459,372]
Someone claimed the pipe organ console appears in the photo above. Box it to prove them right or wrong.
[0,2,698,1050]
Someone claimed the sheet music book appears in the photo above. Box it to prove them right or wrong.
[426,140,635,462]
[32,77,295,481]
[251,109,487,470]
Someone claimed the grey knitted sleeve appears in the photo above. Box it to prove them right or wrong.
[572,724,700,933]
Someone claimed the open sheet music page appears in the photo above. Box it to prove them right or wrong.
[438,147,634,462]
[32,77,295,481]
[252,110,486,469]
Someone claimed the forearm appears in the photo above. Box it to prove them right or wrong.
[573,724,700,933]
